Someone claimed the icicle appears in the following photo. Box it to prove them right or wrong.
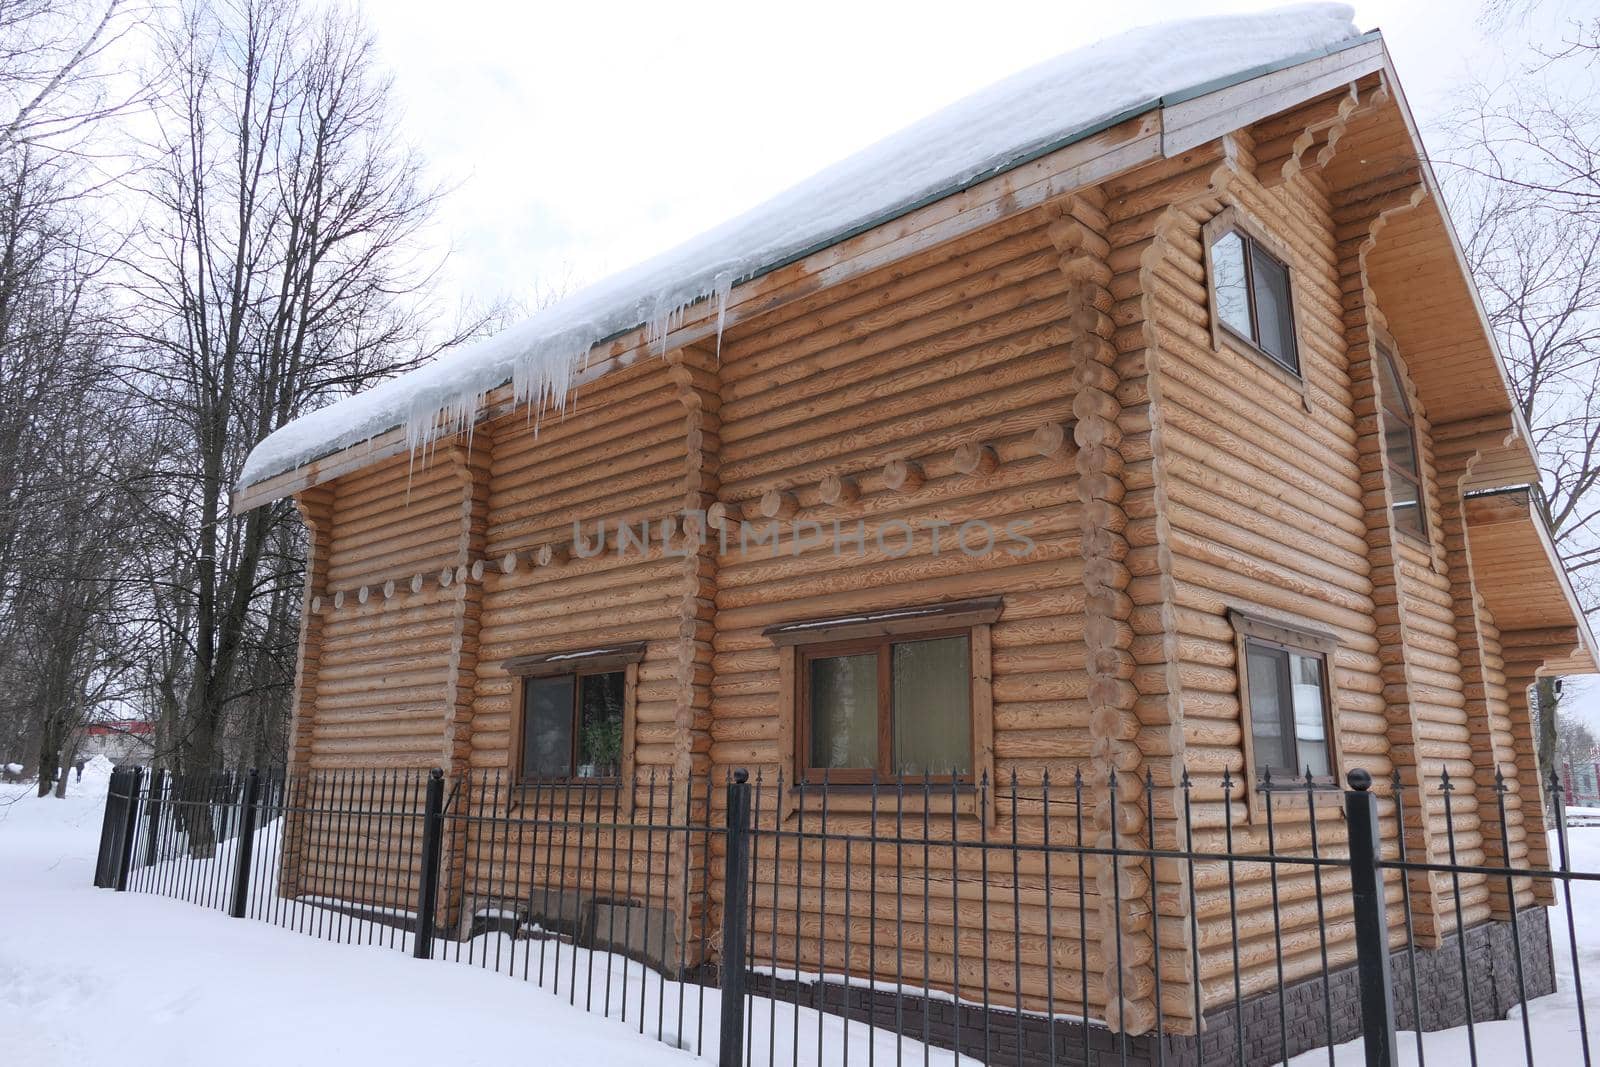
[712,270,734,362]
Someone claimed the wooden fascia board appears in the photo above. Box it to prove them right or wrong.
[1526,496,1599,672]
[1159,36,1385,156]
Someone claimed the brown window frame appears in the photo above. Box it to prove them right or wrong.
[1230,610,1342,813]
[506,642,645,787]
[767,598,999,809]
[1373,341,1430,547]
[796,627,975,786]
[1202,206,1305,384]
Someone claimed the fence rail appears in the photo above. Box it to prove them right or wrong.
[94,763,1598,1067]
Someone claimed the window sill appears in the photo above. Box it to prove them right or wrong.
[1255,778,1339,793]
[1218,324,1304,385]
[514,777,623,788]
[1393,527,1439,569]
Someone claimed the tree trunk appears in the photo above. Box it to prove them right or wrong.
[1538,677,1561,818]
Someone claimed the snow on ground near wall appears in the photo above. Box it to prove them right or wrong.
[240,3,1363,489]
[1289,826,1600,1066]
[16,767,1600,1066]
[0,771,968,1066]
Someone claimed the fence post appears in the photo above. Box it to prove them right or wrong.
[114,766,144,892]
[94,767,119,887]
[413,768,445,960]
[94,767,124,888]
[143,768,166,868]
[1345,768,1398,1067]
[229,769,262,918]
[719,769,752,1067]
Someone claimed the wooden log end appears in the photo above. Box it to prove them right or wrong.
[883,458,924,492]
[1032,422,1070,457]
[760,488,799,519]
[952,442,999,476]
[817,473,859,506]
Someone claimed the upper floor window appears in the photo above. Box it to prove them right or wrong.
[506,643,645,782]
[1374,343,1427,541]
[1205,211,1300,376]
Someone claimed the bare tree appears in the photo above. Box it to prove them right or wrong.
[120,0,445,795]
[0,0,139,150]
[1447,0,1600,804]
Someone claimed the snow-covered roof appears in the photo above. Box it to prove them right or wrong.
[240,3,1365,493]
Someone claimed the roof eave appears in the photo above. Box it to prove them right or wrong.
[232,34,1390,513]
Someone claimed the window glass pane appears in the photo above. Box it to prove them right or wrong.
[1376,349,1409,415]
[1249,243,1297,371]
[1246,642,1294,779]
[1211,230,1252,339]
[1289,652,1330,778]
[576,671,625,778]
[892,636,972,776]
[522,675,574,779]
[1391,474,1424,538]
[809,653,879,771]
[1383,418,1420,479]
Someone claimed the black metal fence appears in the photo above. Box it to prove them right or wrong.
[93,763,1600,1067]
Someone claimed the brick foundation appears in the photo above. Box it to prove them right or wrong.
[752,907,1554,1067]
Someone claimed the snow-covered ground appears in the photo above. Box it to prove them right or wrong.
[1289,824,1600,1065]
[7,762,1600,1066]
[0,760,692,1066]
[0,761,963,1066]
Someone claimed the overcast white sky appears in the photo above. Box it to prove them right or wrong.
[352,0,1600,724]
[360,0,1521,312]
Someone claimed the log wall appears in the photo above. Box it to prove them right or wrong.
[706,193,1122,1023]
[276,96,1565,1035]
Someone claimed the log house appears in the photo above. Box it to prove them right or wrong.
[236,14,1596,1062]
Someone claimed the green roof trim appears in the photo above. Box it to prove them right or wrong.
[585,30,1386,352]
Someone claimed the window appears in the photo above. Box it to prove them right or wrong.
[1230,611,1338,789]
[765,597,1001,786]
[1205,211,1300,375]
[802,633,972,780]
[521,671,624,780]
[505,643,644,782]
[1374,343,1427,541]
